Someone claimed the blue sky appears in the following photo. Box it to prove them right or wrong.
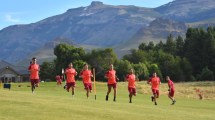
[0,0,173,30]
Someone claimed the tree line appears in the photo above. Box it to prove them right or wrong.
[40,27,215,82]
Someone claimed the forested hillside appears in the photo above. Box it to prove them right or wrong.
[40,27,215,82]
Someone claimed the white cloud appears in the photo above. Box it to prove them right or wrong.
[4,14,20,22]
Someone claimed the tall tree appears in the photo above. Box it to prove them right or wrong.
[132,63,149,80]
[123,49,147,64]
[138,43,147,51]
[184,28,203,75]
[155,41,164,51]
[86,48,118,81]
[164,34,176,55]
[115,60,132,81]
[40,61,56,81]
[184,27,215,77]
[147,41,155,51]
[206,27,215,75]
[54,43,86,74]
[175,35,184,56]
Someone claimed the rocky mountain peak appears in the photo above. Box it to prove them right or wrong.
[155,0,215,22]
[1,0,215,63]
[90,1,104,7]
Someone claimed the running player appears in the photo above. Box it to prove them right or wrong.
[65,63,77,97]
[105,64,118,102]
[126,68,136,103]
[79,63,93,99]
[147,72,161,105]
[28,57,40,93]
[56,75,62,87]
[166,76,176,105]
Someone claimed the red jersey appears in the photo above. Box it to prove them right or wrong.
[80,70,92,83]
[148,77,160,90]
[105,70,117,84]
[56,75,60,80]
[65,68,76,83]
[56,75,62,81]
[168,80,175,91]
[126,74,136,88]
[28,64,40,79]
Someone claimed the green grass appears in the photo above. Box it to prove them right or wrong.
[0,81,215,120]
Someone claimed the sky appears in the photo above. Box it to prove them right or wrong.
[0,0,173,30]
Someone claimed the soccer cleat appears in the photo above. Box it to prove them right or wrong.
[129,100,132,103]
[113,96,116,102]
[171,100,176,105]
[155,102,157,105]
[113,99,116,102]
[151,96,154,102]
[106,95,108,101]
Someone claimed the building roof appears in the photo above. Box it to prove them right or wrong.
[0,60,29,75]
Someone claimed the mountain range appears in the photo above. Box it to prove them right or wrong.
[0,0,215,65]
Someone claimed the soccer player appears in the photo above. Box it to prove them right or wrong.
[166,76,176,105]
[126,68,136,103]
[147,72,161,105]
[79,63,93,99]
[56,75,62,87]
[105,64,118,102]
[65,63,77,97]
[28,57,40,93]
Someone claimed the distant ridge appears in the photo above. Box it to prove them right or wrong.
[0,0,215,63]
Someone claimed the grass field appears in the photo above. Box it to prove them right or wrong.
[0,81,215,120]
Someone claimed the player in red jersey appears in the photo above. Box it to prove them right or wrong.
[28,57,40,93]
[126,69,136,103]
[56,75,62,87]
[166,76,176,105]
[65,63,77,97]
[79,63,93,99]
[105,64,118,102]
[148,72,161,105]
